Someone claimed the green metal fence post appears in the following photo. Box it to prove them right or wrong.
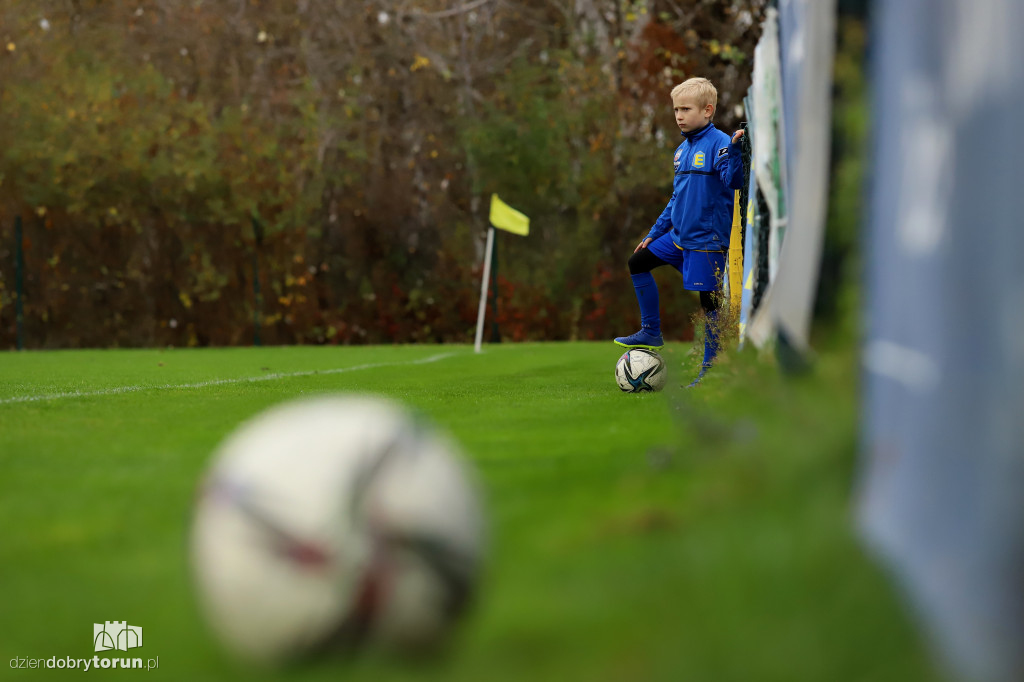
[14,215,25,351]
[251,217,264,347]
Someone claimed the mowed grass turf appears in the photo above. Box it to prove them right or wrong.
[0,342,940,681]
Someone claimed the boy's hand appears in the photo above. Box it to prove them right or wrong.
[634,238,653,253]
[731,129,745,143]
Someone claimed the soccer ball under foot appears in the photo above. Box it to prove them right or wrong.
[615,349,667,392]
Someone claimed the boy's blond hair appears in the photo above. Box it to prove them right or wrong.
[671,77,718,114]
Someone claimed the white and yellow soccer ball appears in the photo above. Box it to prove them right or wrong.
[190,395,484,665]
[615,349,667,392]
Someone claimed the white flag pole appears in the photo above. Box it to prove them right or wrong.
[474,226,496,353]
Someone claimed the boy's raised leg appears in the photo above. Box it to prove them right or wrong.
[614,273,665,350]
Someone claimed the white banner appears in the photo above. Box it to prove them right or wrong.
[859,1,1024,680]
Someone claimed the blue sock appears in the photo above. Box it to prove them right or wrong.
[630,273,660,335]
[703,309,720,366]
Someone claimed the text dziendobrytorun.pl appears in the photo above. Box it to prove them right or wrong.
[10,656,159,671]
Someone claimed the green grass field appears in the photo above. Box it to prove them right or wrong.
[0,342,942,681]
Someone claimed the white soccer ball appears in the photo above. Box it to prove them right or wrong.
[190,395,485,664]
[615,349,667,392]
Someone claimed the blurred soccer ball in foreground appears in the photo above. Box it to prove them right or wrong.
[615,349,667,392]
[190,395,484,664]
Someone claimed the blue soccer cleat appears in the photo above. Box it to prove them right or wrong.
[614,328,664,350]
[685,364,711,388]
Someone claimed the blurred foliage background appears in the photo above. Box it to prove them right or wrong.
[0,0,765,348]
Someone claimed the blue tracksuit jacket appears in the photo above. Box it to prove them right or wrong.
[646,123,746,252]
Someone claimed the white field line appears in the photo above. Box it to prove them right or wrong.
[0,352,458,406]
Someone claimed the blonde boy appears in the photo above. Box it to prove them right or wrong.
[614,77,746,385]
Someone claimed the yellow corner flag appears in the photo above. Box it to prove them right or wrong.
[489,194,530,236]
